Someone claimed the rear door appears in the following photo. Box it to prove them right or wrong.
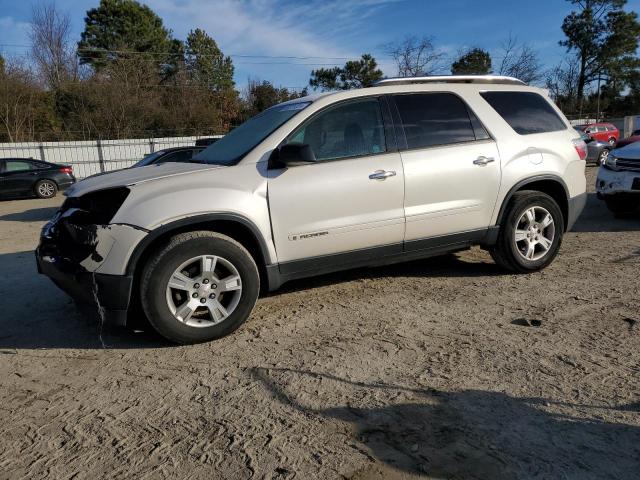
[391,92,501,246]
[0,161,6,194]
[2,160,38,195]
[268,97,405,268]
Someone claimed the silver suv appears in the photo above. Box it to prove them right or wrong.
[37,76,587,343]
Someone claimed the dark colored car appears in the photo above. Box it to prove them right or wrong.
[195,137,220,147]
[615,134,640,149]
[131,146,206,168]
[0,158,75,199]
[574,130,611,165]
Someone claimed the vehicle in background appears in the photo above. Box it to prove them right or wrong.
[574,129,611,165]
[576,122,619,145]
[195,138,220,147]
[37,75,587,344]
[614,133,640,149]
[596,141,640,216]
[131,146,206,168]
[0,158,75,199]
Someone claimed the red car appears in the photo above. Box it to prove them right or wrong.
[578,122,619,145]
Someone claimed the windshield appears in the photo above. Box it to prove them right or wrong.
[133,150,164,167]
[194,101,311,165]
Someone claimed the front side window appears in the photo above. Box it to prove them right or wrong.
[285,98,386,162]
[481,91,567,135]
[394,93,477,149]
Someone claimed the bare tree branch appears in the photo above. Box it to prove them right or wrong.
[496,34,544,84]
[385,36,447,77]
[29,2,78,89]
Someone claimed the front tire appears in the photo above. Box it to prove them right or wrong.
[604,195,640,218]
[490,191,564,273]
[34,179,57,198]
[597,148,609,166]
[140,231,260,344]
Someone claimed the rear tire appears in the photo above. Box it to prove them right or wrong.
[608,137,616,146]
[140,231,260,344]
[34,179,57,198]
[490,191,564,273]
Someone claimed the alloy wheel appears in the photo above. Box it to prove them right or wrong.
[165,255,242,327]
[38,182,55,197]
[513,206,556,261]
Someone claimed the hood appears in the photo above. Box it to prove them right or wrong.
[66,162,226,197]
[612,140,640,160]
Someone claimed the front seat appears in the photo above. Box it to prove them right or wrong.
[343,123,366,157]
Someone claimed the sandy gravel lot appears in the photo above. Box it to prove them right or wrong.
[0,166,639,479]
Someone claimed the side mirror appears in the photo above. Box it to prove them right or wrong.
[271,143,316,168]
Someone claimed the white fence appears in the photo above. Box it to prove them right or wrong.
[0,135,222,179]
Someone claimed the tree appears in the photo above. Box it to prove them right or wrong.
[30,3,78,89]
[560,0,640,102]
[0,58,53,142]
[496,34,543,84]
[185,29,234,91]
[77,0,178,71]
[385,36,446,77]
[546,55,582,113]
[309,54,383,90]
[243,79,307,117]
[451,48,492,75]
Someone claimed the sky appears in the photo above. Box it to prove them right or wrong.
[1,0,639,89]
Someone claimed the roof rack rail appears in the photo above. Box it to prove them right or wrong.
[374,75,526,86]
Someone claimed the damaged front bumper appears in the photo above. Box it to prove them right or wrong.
[36,252,133,326]
[36,200,147,326]
[596,166,640,197]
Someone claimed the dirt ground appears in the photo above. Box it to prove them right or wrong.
[0,166,639,479]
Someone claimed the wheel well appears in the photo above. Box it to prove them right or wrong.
[35,178,58,188]
[131,220,269,299]
[505,179,569,230]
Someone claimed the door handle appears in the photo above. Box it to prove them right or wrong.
[369,170,396,180]
[473,156,495,166]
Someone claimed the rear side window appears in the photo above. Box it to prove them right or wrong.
[480,91,567,135]
[5,161,34,172]
[394,93,477,149]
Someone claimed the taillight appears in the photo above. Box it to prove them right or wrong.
[60,166,73,174]
[572,139,587,161]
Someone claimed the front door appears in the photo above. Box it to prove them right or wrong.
[268,97,405,270]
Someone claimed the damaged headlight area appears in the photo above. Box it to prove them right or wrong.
[603,152,618,171]
[40,187,130,268]
[59,186,130,225]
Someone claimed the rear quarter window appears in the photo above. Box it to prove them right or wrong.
[480,91,567,135]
